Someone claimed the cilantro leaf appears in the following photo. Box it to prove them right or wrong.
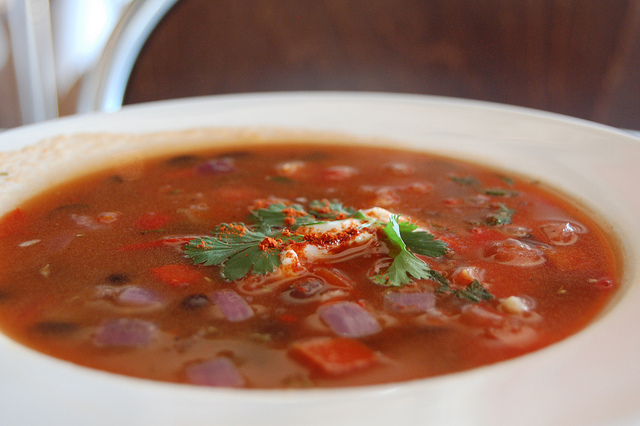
[398,221,448,257]
[372,215,441,287]
[483,188,520,197]
[308,199,358,220]
[453,279,494,302]
[372,250,434,287]
[500,176,514,186]
[451,175,480,186]
[222,244,280,280]
[250,203,315,229]
[184,224,264,264]
[184,223,284,281]
[485,203,515,226]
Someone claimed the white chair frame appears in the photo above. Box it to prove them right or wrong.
[76,0,180,113]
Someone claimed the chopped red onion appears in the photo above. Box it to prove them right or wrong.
[197,158,235,174]
[318,301,381,337]
[185,357,245,388]
[118,286,163,307]
[93,318,158,347]
[212,289,254,322]
[384,291,436,313]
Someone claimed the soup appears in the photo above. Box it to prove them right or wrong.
[0,140,620,389]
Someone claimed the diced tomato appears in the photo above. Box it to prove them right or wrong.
[290,337,379,376]
[0,208,26,238]
[278,313,299,324]
[136,211,172,231]
[151,264,205,286]
[452,266,484,285]
[591,277,616,290]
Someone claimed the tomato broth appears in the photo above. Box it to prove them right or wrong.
[0,142,620,389]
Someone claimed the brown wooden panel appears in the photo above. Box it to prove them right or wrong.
[124,0,640,129]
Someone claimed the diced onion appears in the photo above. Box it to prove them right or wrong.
[383,291,436,313]
[93,318,158,347]
[212,289,254,322]
[117,286,164,307]
[318,301,381,337]
[185,358,245,388]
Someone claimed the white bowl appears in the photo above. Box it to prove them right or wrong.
[0,92,639,426]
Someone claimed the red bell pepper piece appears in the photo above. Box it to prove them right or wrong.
[290,336,379,376]
[151,264,205,286]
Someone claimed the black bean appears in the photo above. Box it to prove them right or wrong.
[254,320,292,342]
[217,151,252,159]
[105,273,131,285]
[288,278,324,299]
[181,294,211,310]
[31,321,79,335]
[46,203,91,219]
[166,155,200,167]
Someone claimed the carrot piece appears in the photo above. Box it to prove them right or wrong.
[290,337,379,376]
[135,211,172,231]
[151,264,204,286]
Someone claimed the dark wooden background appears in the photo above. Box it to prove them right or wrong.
[124,0,640,130]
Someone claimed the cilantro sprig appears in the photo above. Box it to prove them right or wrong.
[372,215,447,287]
[183,199,496,302]
[184,200,450,288]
